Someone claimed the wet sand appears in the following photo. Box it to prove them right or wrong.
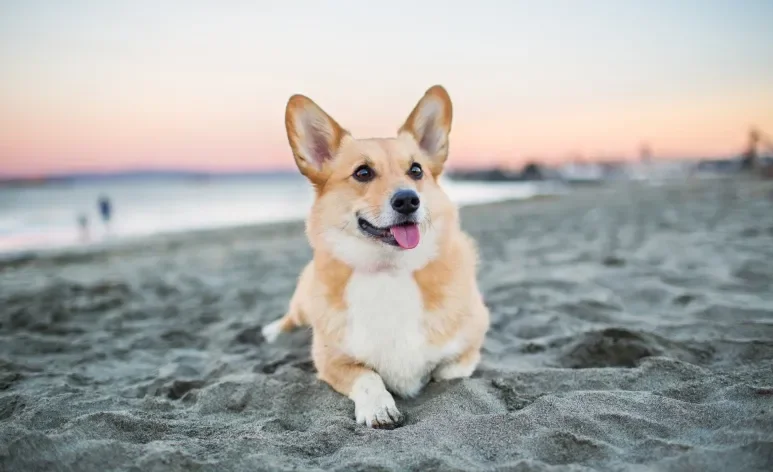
[1,178,772,471]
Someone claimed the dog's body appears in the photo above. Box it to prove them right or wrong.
[262,86,489,428]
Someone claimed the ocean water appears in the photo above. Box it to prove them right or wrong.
[0,175,559,255]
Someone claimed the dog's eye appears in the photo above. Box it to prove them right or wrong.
[353,165,375,182]
[408,163,423,180]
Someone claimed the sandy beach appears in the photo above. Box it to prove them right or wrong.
[1,177,772,471]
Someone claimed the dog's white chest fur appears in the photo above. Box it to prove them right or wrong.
[343,270,458,397]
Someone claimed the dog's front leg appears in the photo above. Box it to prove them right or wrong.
[349,371,404,429]
[314,341,404,429]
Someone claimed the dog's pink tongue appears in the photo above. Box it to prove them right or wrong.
[390,224,420,249]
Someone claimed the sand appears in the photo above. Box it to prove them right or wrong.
[1,177,772,471]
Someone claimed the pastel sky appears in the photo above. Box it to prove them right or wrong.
[1,0,772,176]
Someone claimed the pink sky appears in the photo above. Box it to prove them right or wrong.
[2,1,772,177]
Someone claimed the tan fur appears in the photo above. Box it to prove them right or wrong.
[415,233,488,347]
[266,85,489,428]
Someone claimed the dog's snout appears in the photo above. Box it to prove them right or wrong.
[390,189,420,215]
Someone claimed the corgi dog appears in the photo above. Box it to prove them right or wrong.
[262,85,490,429]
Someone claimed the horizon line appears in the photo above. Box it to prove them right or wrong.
[0,153,739,182]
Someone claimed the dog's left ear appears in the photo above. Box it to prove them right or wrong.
[285,94,349,185]
[398,85,453,175]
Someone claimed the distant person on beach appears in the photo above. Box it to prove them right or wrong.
[740,127,773,178]
[77,213,90,242]
[98,195,112,230]
[740,128,759,171]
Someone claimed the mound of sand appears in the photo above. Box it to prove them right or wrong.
[2,178,772,471]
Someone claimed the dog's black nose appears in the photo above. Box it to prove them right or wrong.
[391,189,420,215]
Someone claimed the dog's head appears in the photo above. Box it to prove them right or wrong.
[285,85,457,271]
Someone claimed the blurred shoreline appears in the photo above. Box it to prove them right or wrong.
[0,182,565,268]
[0,176,565,256]
[1,157,768,259]
[0,174,758,268]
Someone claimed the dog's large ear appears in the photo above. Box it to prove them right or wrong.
[398,85,453,175]
[285,94,349,183]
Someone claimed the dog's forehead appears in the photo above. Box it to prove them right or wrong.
[342,137,416,168]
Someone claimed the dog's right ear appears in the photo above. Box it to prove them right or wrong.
[285,94,349,184]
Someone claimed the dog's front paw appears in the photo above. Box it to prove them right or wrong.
[354,391,404,429]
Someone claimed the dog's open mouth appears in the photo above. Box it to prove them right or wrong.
[358,217,420,249]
